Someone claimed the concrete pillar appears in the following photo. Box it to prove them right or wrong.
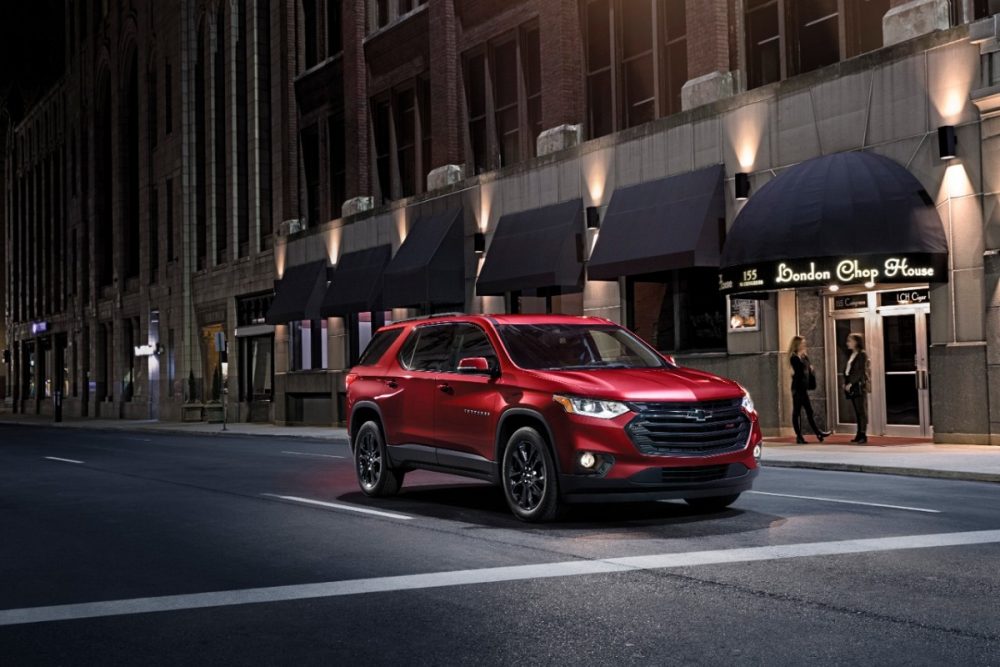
[681,0,737,110]
[883,0,950,47]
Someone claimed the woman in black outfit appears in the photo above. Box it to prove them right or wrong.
[844,333,870,443]
[788,336,831,444]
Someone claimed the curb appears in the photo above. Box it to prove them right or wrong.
[762,459,1000,484]
[0,420,350,444]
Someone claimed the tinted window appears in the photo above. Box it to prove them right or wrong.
[399,325,455,371]
[497,324,666,371]
[357,328,403,366]
[453,324,498,369]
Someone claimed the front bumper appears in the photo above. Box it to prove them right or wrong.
[559,463,758,503]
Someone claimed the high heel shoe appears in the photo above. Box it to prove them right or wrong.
[856,434,868,444]
[795,436,808,444]
[817,430,831,442]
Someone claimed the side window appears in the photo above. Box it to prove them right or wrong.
[357,328,403,366]
[453,324,498,369]
[399,325,455,371]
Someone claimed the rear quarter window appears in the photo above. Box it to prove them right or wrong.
[357,328,404,366]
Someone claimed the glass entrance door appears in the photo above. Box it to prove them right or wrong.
[878,311,930,437]
[825,290,932,438]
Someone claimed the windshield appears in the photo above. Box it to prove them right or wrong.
[497,323,668,371]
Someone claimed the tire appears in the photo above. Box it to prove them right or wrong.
[501,426,560,522]
[684,493,740,512]
[353,421,403,497]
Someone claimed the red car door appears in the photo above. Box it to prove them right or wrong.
[378,323,454,454]
[434,323,501,470]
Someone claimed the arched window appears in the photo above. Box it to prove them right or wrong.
[123,49,140,280]
[236,0,250,256]
[257,0,273,249]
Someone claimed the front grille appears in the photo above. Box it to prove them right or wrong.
[626,398,749,456]
[660,464,731,484]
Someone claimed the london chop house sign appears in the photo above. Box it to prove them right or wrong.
[718,253,948,294]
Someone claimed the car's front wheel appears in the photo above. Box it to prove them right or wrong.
[501,427,560,522]
[354,421,403,497]
[684,493,740,512]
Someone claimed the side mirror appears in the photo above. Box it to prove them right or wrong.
[458,357,496,376]
[663,354,677,366]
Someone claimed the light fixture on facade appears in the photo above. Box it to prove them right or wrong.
[735,172,751,201]
[864,280,875,289]
[474,232,486,255]
[585,206,601,230]
[828,284,840,293]
[938,125,957,160]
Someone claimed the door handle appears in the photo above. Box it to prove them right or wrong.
[438,383,453,394]
[386,380,398,389]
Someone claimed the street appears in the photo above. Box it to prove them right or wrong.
[1,424,999,665]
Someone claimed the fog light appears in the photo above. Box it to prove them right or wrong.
[753,444,762,460]
[579,452,597,469]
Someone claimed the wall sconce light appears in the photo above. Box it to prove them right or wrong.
[474,232,486,255]
[938,125,957,160]
[734,172,751,201]
[585,206,601,230]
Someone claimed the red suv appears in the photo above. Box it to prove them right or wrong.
[346,314,761,522]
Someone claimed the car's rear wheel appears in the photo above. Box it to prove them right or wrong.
[501,427,560,522]
[684,493,740,512]
[354,421,403,497]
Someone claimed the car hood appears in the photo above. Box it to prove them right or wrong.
[532,366,744,403]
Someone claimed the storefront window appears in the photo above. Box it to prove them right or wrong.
[240,336,273,401]
[627,269,726,352]
[289,320,328,371]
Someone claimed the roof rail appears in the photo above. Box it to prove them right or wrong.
[391,311,468,324]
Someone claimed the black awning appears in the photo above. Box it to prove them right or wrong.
[476,199,584,296]
[320,245,392,317]
[264,259,329,324]
[719,151,949,294]
[587,165,725,280]
[382,208,466,308]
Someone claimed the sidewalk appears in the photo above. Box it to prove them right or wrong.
[763,435,1000,483]
[0,415,349,442]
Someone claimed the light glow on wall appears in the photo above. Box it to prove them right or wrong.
[275,237,287,279]
[939,163,973,201]
[726,104,766,171]
[479,182,495,233]
[326,225,343,265]
[930,56,975,125]
[395,208,408,244]
[583,149,612,206]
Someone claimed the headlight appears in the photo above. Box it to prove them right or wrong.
[741,389,755,414]
[553,394,630,419]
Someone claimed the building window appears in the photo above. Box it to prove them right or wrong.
[257,0,274,249]
[303,0,318,68]
[214,7,228,265]
[149,185,158,283]
[124,50,141,281]
[584,0,686,139]
[148,60,158,150]
[371,83,430,202]
[195,21,208,270]
[165,178,175,262]
[301,124,320,224]
[463,24,542,174]
[328,114,346,218]
[626,269,726,352]
[289,320,328,371]
[327,0,342,55]
[164,60,173,134]
[237,0,250,256]
[370,0,426,33]
[745,0,888,91]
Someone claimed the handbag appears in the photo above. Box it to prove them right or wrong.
[808,372,817,391]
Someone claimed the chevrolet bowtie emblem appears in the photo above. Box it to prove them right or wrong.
[687,409,712,422]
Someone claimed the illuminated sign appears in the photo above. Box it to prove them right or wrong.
[719,253,947,295]
[879,289,930,307]
[133,344,161,357]
[30,321,49,335]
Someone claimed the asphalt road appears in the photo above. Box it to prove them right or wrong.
[1,424,998,666]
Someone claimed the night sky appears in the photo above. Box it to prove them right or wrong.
[0,0,66,140]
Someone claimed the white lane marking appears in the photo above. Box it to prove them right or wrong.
[261,494,412,521]
[44,457,84,465]
[2,529,998,627]
[746,490,940,514]
[280,451,345,460]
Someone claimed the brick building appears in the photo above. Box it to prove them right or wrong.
[5,0,1000,444]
